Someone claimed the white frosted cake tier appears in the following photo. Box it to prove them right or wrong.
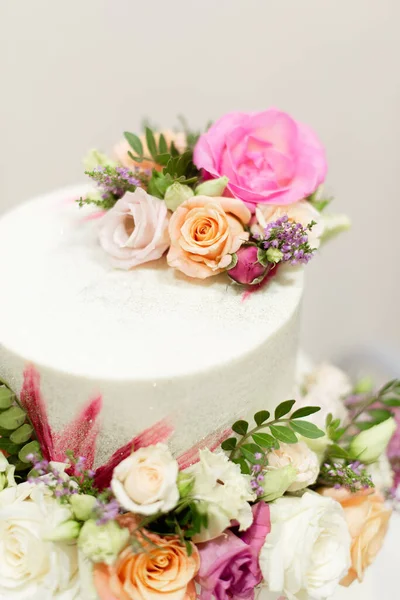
[0,186,303,464]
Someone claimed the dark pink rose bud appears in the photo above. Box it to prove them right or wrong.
[228,245,270,285]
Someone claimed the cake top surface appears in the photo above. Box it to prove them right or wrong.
[0,185,304,380]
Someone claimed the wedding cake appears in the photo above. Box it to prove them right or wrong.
[0,109,397,600]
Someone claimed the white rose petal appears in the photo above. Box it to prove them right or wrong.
[186,449,256,542]
[266,441,320,492]
[111,443,179,516]
[260,491,351,600]
[0,481,79,600]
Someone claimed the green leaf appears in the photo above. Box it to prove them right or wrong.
[291,406,321,419]
[240,443,262,464]
[325,413,333,427]
[10,423,33,444]
[170,141,179,156]
[176,152,192,178]
[154,153,170,166]
[18,440,41,463]
[145,127,158,159]
[0,437,21,454]
[232,457,251,475]
[0,406,26,430]
[257,248,270,268]
[124,132,143,157]
[367,408,392,423]
[290,420,325,439]
[0,386,15,410]
[232,420,248,436]
[127,151,143,163]
[330,418,341,430]
[270,425,298,444]
[382,397,400,407]
[327,444,349,459]
[356,420,376,431]
[221,437,237,451]
[380,379,398,395]
[8,456,30,472]
[254,410,270,426]
[274,399,296,420]
[159,134,168,154]
[252,432,276,448]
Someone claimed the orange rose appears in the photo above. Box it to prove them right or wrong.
[167,195,251,279]
[114,130,187,172]
[319,487,391,586]
[93,529,200,600]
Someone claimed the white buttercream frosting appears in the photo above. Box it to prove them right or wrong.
[0,186,303,464]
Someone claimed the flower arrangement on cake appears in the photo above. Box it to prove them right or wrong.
[77,110,349,285]
[0,365,399,600]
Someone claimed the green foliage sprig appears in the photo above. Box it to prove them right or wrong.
[0,381,41,477]
[221,400,324,474]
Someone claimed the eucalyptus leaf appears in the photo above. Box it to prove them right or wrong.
[367,408,392,423]
[291,406,321,419]
[124,132,143,157]
[290,420,325,439]
[10,423,34,444]
[275,399,296,419]
[382,397,400,407]
[232,420,248,436]
[19,440,41,463]
[0,437,21,455]
[0,406,26,430]
[0,386,15,410]
[270,425,298,444]
[254,410,270,426]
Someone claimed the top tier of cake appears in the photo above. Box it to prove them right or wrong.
[0,186,304,463]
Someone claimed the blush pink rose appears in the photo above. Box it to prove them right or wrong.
[99,188,170,269]
[193,109,327,207]
[167,195,251,279]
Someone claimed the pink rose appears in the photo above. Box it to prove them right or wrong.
[228,245,270,286]
[99,188,170,269]
[196,502,270,600]
[193,109,327,207]
[167,195,251,279]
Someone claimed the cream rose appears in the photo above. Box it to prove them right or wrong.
[186,449,256,542]
[0,482,79,599]
[319,487,391,586]
[260,491,351,600]
[254,199,324,249]
[99,187,170,269]
[266,441,320,492]
[167,195,251,279]
[111,443,179,515]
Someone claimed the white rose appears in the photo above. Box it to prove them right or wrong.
[254,200,324,248]
[0,482,79,600]
[260,491,351,600]
[298,363,351,429]
[266,441,320,492]
[366,453,394,491]
[186,449,256,542]
[111,443,179,515]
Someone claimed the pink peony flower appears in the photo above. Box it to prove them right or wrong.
[167,195,251,279]
[99,188,170,269]
[193,109,327,208]
[228,245,270,286]
[196,502,270,600]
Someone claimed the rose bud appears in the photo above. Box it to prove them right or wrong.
[228,245,270,285]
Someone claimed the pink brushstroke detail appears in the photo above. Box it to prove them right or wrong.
[81,210,106,222]
[19,365,55,461]
[241,265,279,302]
[94,419,174,490]
[53,396,102,469]
[177,428,232,470]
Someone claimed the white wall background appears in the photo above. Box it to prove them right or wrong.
[1,0,399,364]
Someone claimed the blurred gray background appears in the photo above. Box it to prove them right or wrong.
[1,0,399,367]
